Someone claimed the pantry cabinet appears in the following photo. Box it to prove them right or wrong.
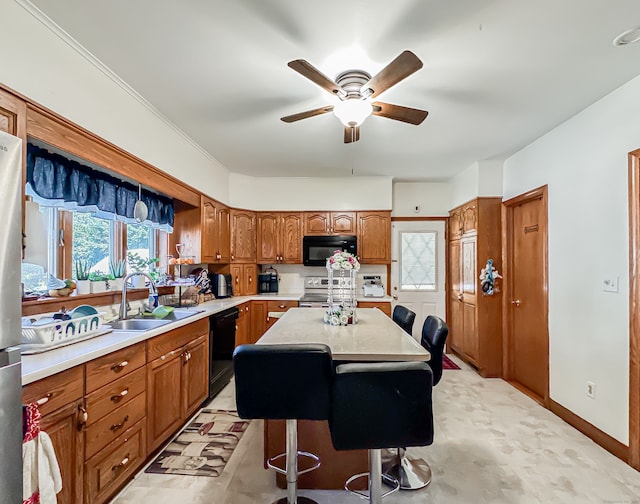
[230,209,256,263]
[356,211,391,264]
[447,197,502,377]
[257,212,303,264]
[304,212,357,235]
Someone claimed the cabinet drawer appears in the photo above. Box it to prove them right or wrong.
[358,301,392,317]
[267,300,298,311]
[85,392,146,460]
[147,318,208,361]
[85,366,146,426]
[22,366,83,417]
[86,342,146,393]
[85,419,146,504]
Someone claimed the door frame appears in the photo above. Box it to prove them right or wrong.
[501,185,550,406]
[628,150,640,469]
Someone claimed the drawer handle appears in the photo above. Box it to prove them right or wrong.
[110,388,129,403]
[78,406,88,428]
[112,455,130,472]
[110,415,129,432]
[36,393,52,406]
[278,304,285,309]
[111,360,129,372]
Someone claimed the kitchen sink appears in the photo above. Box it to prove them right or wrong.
[109,309,204,332]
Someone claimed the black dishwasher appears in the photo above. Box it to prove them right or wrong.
[208,307,239,400]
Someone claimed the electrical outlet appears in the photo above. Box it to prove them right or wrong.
[602,276,619,293]
[586,381,595,399]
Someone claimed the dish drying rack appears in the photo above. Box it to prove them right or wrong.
[21,312,109,354]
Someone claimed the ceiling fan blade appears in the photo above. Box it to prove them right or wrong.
[372,101,428,125]
[344,126,360,143]
[281,105,334,123]
[361,51,423,99]
[288,60,346,98]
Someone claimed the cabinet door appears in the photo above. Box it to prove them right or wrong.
[448,240,462,352]
[281,212,303,263]
[449,209,463,240]
[250,300,268,343]
[183,334,209,417]
[449,295,464,355]
[201,199,217,263]
[304,212,330,235]
[0,89,26,137]
[357,212,391,264]
[216,203,231,263]
[463,302,478,363]
[331,212,356,235]
[462,202,477,234]
[357,301,392,317]
[235,303,250,346]
[461,237,476,295]
[39,399,85,504]
[230,264,243,295]
[257,212,279,264]
[244,264,258,295]
[231,210,256,263]
[147,352,183,452]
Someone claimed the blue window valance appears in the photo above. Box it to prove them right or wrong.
[26,143,174,232]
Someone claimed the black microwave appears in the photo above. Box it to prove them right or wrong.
[303,235,357,266]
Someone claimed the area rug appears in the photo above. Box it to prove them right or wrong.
[145,409,249,477]
[443,354,461,370]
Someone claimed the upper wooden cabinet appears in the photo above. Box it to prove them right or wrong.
[201,197,230,263]
[257,212,303,264]
[0,88,26,139]
[304,212,356,235]
[230,210,256,263]
[357,211,391,264]
[230,264,258,296]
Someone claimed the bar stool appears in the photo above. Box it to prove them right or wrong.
[233,343,333,504]
[329,361,434,504]
[392,305,416,336]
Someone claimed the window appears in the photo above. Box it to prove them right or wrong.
[72,212,113,278]
[400,231,437,291]
[22,205,53,294]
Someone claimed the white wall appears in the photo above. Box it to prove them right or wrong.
[451,160,504,208]
[0,0,229,203]
[503,74,640,444]
[229,174,392,210]
[392,182,452,217]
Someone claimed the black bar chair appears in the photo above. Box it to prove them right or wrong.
[329,361,434,504]
[386,315,449,490]
[392,305,416,336]
[233,343,333,504]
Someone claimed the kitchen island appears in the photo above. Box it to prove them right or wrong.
[258,307,430,490]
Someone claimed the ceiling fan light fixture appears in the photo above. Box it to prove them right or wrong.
[333,98,373,127]
[613,26,640,46]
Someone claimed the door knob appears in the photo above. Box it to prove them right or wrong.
[392,295,398,300]
[457,293,463,301]
[511,299,521,307]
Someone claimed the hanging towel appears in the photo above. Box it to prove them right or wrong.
[22,403,63,504]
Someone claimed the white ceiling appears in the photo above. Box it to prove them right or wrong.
[29,0,640,180]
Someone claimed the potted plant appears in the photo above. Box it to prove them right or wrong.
[109,258,126,291]
[127,252,159,288]
[75,259,91,295]
[88,271,108,293]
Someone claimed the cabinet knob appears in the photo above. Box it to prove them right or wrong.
[249,276,252,283]
[36,393,52,406]
[78,406,88,428]
[235,276,239,284]
[511,299,522,307]
[112,455,130,472]
[110,388,129,403]
[231,254,235,260]
[110,415,129,432]
[111,360,129,372]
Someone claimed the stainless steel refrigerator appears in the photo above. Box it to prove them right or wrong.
[0,129,24,504]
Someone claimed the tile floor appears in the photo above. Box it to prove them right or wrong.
[113,356,640,503]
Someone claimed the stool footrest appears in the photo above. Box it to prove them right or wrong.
[344,472,400,501]
[267,450,321,476]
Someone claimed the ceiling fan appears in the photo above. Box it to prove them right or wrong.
[281,50,428,143]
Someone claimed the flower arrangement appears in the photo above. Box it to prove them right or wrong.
[324,305,355,326]
[327,250,360,271]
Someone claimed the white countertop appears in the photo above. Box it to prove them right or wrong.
[257,308,429,362]
[21,294,393,385]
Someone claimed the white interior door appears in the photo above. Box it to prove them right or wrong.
[391,220,446,341]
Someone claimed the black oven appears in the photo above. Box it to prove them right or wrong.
[303,235,357,266]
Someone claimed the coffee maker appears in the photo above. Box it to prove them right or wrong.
[258,266,279,293]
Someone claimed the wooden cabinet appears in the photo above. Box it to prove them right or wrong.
[357,211,391,264]
[304,212,356,235]
[201,198,230,263]
[257,212,303,264]
[0,88,26,138]
[235,302,251,346]
[251,300,268,343]
[146,319,209,452]
[230,209,256,263]
[23,367,85,504]
[265,300,298,332]
[357,301,392,317]
[230,263,258,295]
[447,197,502,377]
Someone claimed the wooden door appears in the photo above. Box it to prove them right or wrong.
[147,352,183,451]
[183,335,208,416]
[230,264,243,295]
[257,212,279,263]
[281,212,303,263]
[304,212,330,235]
[244,264,258,295]
[357,212,391,263]
[216,203,231,263]
[331,212,356,235]
[230,210,256,263]
[201,199,217,263]
[504,187,548,403]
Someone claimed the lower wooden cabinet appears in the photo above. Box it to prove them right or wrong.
[235,302,251,346]
[251,300,298,341]
[357,301,392,317]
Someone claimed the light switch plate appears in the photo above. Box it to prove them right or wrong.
[602,276,619,293]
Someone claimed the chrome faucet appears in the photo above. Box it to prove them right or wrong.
[119,272,158,320]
